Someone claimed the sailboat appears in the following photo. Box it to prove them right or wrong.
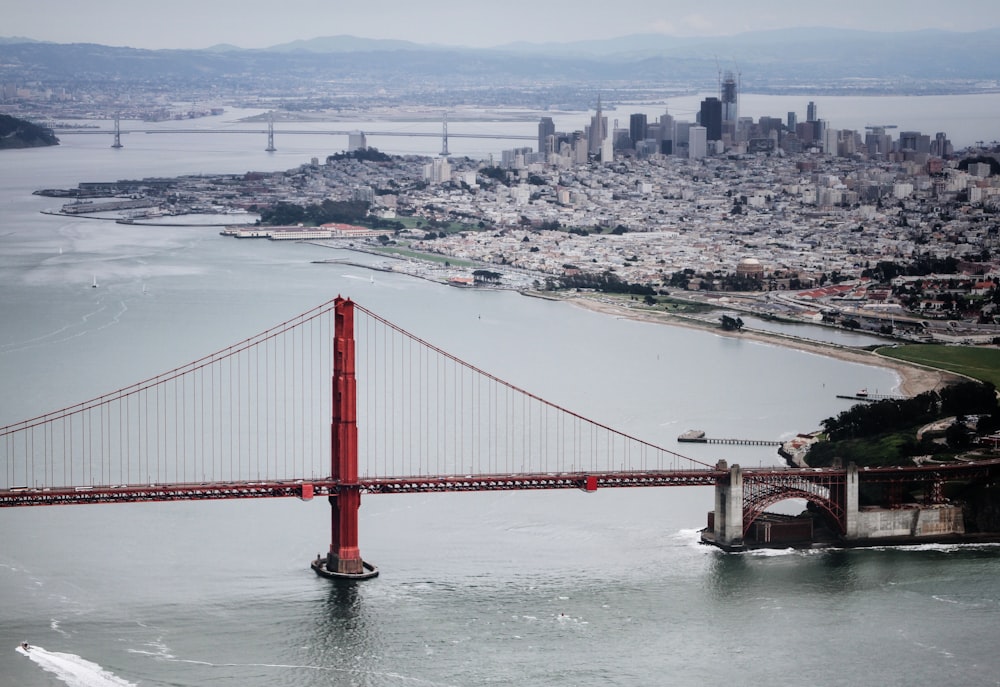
[91,275,98,288]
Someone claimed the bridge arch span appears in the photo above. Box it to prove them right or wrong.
[742,473,847,537]
[743,489,844,537]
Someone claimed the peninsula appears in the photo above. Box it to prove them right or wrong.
[0,113,58,149]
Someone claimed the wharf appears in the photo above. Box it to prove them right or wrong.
[677,430,781,447]
[836,392,906,402]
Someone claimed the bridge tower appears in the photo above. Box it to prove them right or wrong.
[265,113,276,152]
[312,297,378,580]
[712,461,745,549]
[440,112,449,157]
[111,113,123,149]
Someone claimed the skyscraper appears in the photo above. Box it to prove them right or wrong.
[629,113,647,149]
[699,97,722,141]
[806,101,817,123]
[538,117,555,156]
[589,95,607,156]
[823,128,840,156]
[659,109,675,155]
[721,71,738,138]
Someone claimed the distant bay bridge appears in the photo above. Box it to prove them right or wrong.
[53,115,536,154]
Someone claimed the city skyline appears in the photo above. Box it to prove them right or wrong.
[4,0,1000,51]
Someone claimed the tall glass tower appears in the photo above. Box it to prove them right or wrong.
[721,71,738,126]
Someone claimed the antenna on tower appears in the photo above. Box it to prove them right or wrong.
[440,112,449,157]
[714,55,722,97]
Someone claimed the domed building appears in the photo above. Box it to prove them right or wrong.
[736,257,764,282]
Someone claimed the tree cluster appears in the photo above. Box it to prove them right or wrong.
[473,269,502,284]
[861,256,960,282]
[325,147,393,163]
[810,381,999,466]
[957,155,1000,176]
[719,315,744,331]
[259,199,370,226]
[558,270,655,296]
[478,166,508,185]
[820,382,998,441]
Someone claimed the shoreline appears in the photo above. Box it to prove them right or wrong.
[560,294,962,398]
[313,243,962,398]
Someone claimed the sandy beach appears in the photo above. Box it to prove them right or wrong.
[564,295,963,398]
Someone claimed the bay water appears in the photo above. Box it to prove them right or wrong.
[1,107,999,686]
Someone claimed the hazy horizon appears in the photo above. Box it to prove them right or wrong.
[5,0,1000,51]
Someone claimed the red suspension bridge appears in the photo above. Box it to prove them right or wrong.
[2,297,998,577]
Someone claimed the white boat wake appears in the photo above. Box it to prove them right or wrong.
[16,644,136,687]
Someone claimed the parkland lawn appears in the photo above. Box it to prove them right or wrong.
[878,345,1000,388]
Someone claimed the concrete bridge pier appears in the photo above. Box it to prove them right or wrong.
[844,462,859,539]
[713,461,745,549]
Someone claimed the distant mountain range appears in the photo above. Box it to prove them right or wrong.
[1,28,998,94]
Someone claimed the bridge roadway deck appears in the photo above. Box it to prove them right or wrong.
[3,460,998,507]
[0,470,725,506]
[55,129,536,140]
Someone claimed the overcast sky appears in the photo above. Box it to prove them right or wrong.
[6,0,1000,50]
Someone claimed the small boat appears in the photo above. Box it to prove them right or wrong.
[20,641,30,652]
